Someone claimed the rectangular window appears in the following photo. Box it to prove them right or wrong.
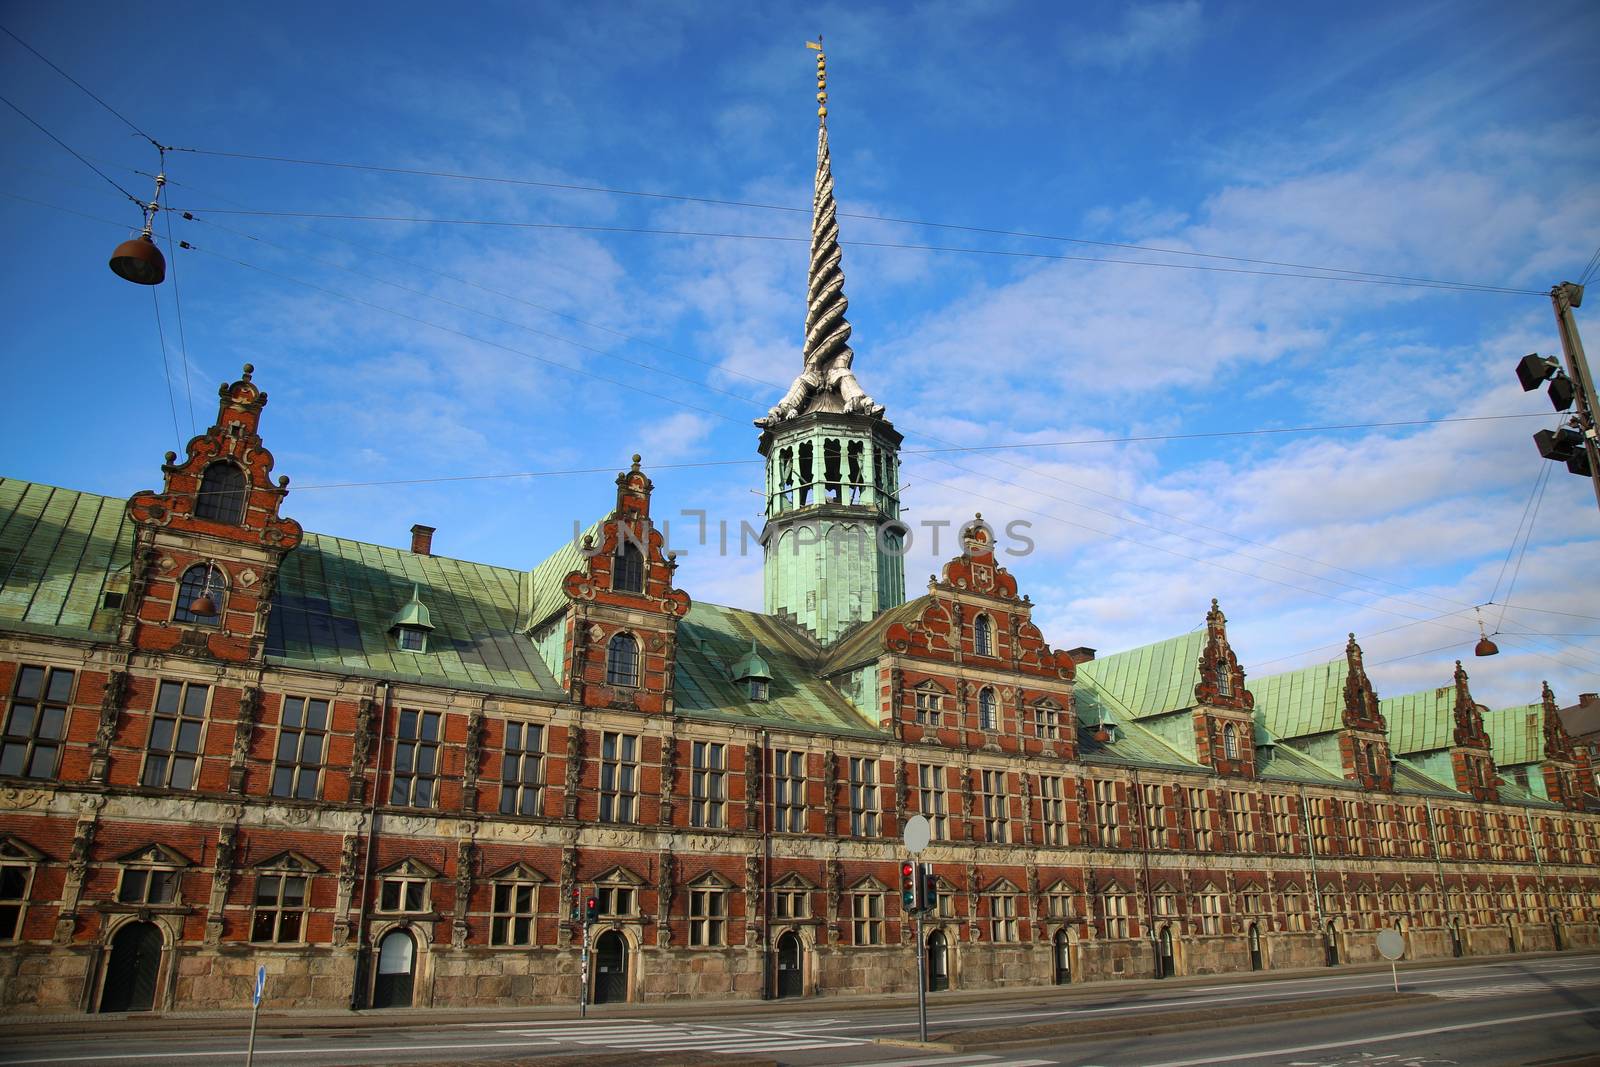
[773,749,807,833]
[689,887,725,946]
[691,742,726,829]
[849,757,879,837]
[1341,800,1364,855]
[988,893,1018,942]
[0,861,32,940]
[1039,774,1067,846]
[378,876,427,912]
[142,680,208,790]
[1046,887,1073,919]
[491,882,537,946]
[1142,784,1166,848]
[1271,795,1295,854]
[1285,890,1308,932]
[918,764,948,840]
[498,721,545,817]
[271,695,328,800]
[913,687,940,726]
[773,887,810,919]
[597,884,635,917]
[1311,798,1332,854]
[1230,791,1254,851]
[852,891,883,945]
[1,665,72,779]
[1188,787,1214,850]
[1035,701,1060,740]
[119,867,179,905]
[391,709,442,808]
[599,732,638,824]
[251,873,307,943]
[936,888,955,919]
[1102,892,1129,939]
[1201,892,1224,935]
[982,769,1009,843]
[1093,779,1118,847]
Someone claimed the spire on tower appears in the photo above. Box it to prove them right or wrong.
[756,41,885,428]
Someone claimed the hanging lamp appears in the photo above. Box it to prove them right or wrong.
[109,166,166,285]
[1473,607,1499,657]
[189,562,219,617]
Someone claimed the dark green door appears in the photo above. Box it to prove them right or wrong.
[594,931,627,1004]
[100,922,162,1012]
[373,929,415,1008]
[927,931,948,992]
[776,931,803,998]
[1249,924,1262,970]
[1053,930,1071,985]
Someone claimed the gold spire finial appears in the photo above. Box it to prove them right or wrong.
[806,38,827,120]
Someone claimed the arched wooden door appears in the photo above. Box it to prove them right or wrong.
[1324,921,1340,966]
[776,931,803,998]
[1157,925,1175,978]
[926,930,949,992]
[1248,923,1263,970]
[100,922,163,1012]
[373,929,416,1008]
[1052,929,1071,985]
[593,931,628,1004]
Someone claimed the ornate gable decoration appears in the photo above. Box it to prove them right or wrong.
[562,455,690,620]
[253,850,323,873]
[773,871,818,891]
[1450,661,1489,748]
[1193,599,1252,711]
[885,517,1075,682]
[0,837,45,861]
[687,870,735,890]
[850,874,889,892]
[1541,682,1577,762]
[984,876,1021,894]
[1341,634,1385,730]
[117,843,192,867]
[594,865,646,887]
[378,857,440,879]
[127,364,302,551]
[487,862,546,883]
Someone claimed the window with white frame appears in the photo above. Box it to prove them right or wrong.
[918,763,947,840]
[1035,699,1061,740]
[1142,783,1166,848]
[988,890,1019,942]
[491,879,539,946]
[852,888,884,945]
[982,769,1009,843]
[691,742,726,829]
[913,685,942,726]
[599,731,638,824]
[498,720,544,817]
[1189,787,1214,850]
[978,687,997,731]
[1102,891,1129,938]
[1,665,72,780]
[849,757,879,837]
[142,680,208,790]
[391,709,442,808]
[1039,774,1067,846]
[773,883,811,919]
[0,840,38,941]
[1271,795,1296,853]
[1284,887,1308,931]
[251,863,310,943]
[595,878,637,918]
[118,846,185,905]
[1200,891,1225,935]
[773,748,807,833]
[1230,791,1254,851]
[689,883,726,947]
[1093,779,1118,847]
[1341,800,1364,855]
[1223,722,1239,760]
[605,632,640,688]
[271,695,328,800]
[378,865,431,912]
[974,614,994,657]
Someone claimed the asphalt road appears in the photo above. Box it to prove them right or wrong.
[3,954,1597,1066]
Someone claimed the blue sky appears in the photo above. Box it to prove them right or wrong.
[2,1,1597,709]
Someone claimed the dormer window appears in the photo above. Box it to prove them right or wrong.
[195,462,247,525]
[1223,722,1239,760]
[978,687,997,731]
[1215,663,1233,698]
[974,614,994,657]
[387,585,434,654]
[731,642,773,703]
[613,540,645,594]
[173,563,225,625]
[606,633,640,688]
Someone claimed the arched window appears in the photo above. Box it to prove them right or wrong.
[606,633,639,688]
[978,687,997,731]
[173,563,224,624]
[194,463,247,525]
[1214,662,1233,697]
[1223,722,1239,760]
[974,614,993,657]
[613,541,644,594]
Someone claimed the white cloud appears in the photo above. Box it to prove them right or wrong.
[1067,2,1204,69]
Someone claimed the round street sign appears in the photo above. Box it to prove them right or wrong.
[1376,929,1405,960]
[903,814,930,854]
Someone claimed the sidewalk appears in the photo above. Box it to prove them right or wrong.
[2,946,1590,1037]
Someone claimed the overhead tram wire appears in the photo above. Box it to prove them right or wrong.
[0,93,146,208]
[159,161,197,437]
[167,146,1540,295]
[171,205,1545,296]
[148,286,182,451]
[0,24,165,150]
[14,190,1598,655]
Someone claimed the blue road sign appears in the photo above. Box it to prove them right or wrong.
[253,964,266,1006]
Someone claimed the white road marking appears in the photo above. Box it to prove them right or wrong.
[1138,1006,1600,1067]
[0,1040,554,1065]
[834,1054,1000,1067]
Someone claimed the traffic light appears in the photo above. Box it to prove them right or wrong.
[1517,353,1575,411]
[585,896,599,925]
[920,864,937,912]
[900,861,916,911]
[570,887,581,924]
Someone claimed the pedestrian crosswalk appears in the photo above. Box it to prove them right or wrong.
[495,1018,872,1054]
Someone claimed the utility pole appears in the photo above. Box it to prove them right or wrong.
[1550,282,1600,511]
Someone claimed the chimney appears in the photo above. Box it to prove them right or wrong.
[1068,646,1097,664]
[410,524,436,556]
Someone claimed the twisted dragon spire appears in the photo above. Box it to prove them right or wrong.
[757,42,884,427]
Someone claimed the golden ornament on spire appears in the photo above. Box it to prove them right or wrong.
[807,39,827,119]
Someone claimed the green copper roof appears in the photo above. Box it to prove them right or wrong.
[1250,658,1346,739]
[1075,714,1199,770]
[0,480,133,641]
[1255,737,1346,784]
[1391,759,1466,798]
[267,532,563,697]
[1381,685,1458,755]
[730,641,773,682]
[1075,631,1205,723]
[524,521,597,629]
[1494,774,1560,809]
[387,584,435,632]
[1483,704,1545,768]
[820,596,927,675]
[674,602,880,736]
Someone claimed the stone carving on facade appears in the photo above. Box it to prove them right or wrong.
[228,686,263,795]
[659,726,678,826]
[89,668,129,783]
[333,831,360,946]
[822,753,838,835]
[1194,599,1252,711]
[349,697,375,806]
[826,859,843,945]
[656,850,676,947]
[563,719,585,820]
[205,823,240,946]
[893,757,907,823]
[743,852,760,948]
[462,704,485,813]
[744,743,761,828]
[452,837,477,950]
[558,844,578,948]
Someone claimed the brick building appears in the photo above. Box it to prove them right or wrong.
[2,49,1598,1015]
